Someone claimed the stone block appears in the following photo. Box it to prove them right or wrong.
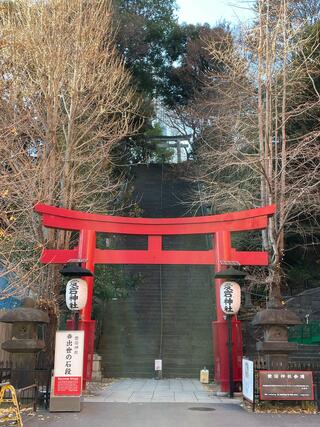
[49,395,81,412]
[91,353,103,382]
[49,382,81,412]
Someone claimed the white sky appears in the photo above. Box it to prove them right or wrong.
[176,0,253,26]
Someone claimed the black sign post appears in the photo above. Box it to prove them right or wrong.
[227,315,234,398]
[74,312,79,331]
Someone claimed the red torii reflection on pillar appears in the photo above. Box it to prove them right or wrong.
[35,203,275,391]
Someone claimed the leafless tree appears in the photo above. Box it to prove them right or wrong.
[0,0,140,323]
[194,0,320,299]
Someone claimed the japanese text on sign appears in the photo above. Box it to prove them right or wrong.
[66,278,88,311]
[259,371,314,401]
[219,281,241,315]
[53,331,84,396]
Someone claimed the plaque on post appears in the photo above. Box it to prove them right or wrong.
[259,371,314,401]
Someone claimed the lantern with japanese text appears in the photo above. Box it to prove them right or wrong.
[220,281,241,315]
[66,278,88,311]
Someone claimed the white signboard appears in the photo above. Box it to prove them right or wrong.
[66,278,88,311]
[242,358,254,402]
[155,359,162,371]
[53,331,84,396]
[220,281,241,315]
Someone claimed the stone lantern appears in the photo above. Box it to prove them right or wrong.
[0,297,49,387]
[252,290,302,370]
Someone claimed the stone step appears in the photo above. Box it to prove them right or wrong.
[98,164,214,378]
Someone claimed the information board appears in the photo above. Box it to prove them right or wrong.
[259,370,314,401]
[53,331,84,396]
[242,358,254,402]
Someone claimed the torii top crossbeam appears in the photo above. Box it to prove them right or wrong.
[35,203,275,267]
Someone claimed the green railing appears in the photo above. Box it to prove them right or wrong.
[288,322,320,345]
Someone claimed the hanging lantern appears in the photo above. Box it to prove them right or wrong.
[220,281,241,315]
[66,278,88,311]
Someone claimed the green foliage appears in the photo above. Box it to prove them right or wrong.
[161,23,232,107]
[93,233,142,300]
[286,264,316,286]
[153,145,174,163]
[285,245,320,292]
[113,0,181,95]
[110,1,182,166]
[112,0,229,104]
[113,116,174,164]
[231,230,262,251]
[146,121,163,137]
[94,265,141,300]
[147,122,175,162]
[111,1,232,166]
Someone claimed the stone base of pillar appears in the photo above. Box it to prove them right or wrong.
[90,353,103,382]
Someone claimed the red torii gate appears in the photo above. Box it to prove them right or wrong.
[35,203,275,392]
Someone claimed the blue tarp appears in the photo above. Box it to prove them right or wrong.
[0,274,21,310]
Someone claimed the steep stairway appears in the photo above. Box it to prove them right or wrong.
[98,164,214,378]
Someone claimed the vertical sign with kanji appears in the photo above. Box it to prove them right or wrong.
[66,278,88,311]
[220,281,241,315]
[53,331,85,396]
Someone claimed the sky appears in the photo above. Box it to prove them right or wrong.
[176,0,253,26]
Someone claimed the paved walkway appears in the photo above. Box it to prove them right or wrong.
[84,378,241,404]
[25,379,319,427]
[26,402,320,427]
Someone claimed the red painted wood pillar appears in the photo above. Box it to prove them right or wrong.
[79,229,96,320]
[78,229,96,387]
[213,231,243,392]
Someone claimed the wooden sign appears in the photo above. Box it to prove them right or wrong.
[259,371,314,401]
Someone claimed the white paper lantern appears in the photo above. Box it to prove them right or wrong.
[66,278,88,311]
[220,281,241,315]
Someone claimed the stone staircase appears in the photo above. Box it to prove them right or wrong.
[98,164,214,378]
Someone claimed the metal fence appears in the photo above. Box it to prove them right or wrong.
[17,384,38,412]
[0,362,52,409]
[289,322,320,345]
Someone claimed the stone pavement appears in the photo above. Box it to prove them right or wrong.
[26,402,320,427]
[24,379,320,427]
[83,378,241,404]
